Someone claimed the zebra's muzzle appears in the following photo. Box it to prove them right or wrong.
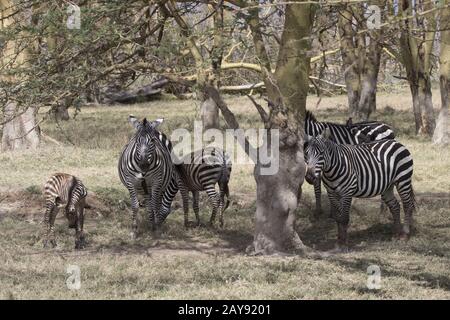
[305,166,318,185]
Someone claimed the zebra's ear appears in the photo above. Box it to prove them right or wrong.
[151,118,164,129]
[320,127,331,139]
[128,115,140,129]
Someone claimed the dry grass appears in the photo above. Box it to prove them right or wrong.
[0,89,449,299]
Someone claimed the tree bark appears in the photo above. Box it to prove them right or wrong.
[399,0,436,136]
[339,3,383,121]
[433,2,450,144]
[1,0,40,150]
[245,1,314,255]
[1,103,40,151]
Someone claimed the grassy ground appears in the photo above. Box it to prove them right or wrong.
[0,90,449,299]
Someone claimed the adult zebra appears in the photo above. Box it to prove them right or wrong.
[304,111,396,216]
[118,115,174,238]
[305,129,415,251]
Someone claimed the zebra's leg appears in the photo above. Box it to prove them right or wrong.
[129,190,139,239]
[179,185,190,228]
[329,193,351,252]
[43,201,58,248]
[218,185,226,228]
[381,186,403,238]
[205,186,220,227]
[397,181,416,238]
[75,203,86,250]
[192,191,200,227]
[313,174,322,217]
[150,189,163,231]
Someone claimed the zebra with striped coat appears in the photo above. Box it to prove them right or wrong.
[304,111,396,215]
[43,173,89,249]
[173,147,232,228]
[118,116,174,237]
[305,128,416,251]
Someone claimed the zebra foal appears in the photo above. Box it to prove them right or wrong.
[43,173,89,249]
[118,116,174,238]
[174,147,232,228]
[305,129,416,251]
[304,111,396,216]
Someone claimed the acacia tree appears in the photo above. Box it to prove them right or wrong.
[433,0,449,145]
[338,1,384,120]
[398,0,437,135]
[1,0,40,151]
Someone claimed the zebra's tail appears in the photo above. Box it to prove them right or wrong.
[219,152,231,211]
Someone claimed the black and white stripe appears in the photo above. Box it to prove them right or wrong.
[118,116,174,237]
[305,111,396,215]
[305,111,395,144]
[43,173,88,249]
[305,129,415,250]
[160,147,232,228]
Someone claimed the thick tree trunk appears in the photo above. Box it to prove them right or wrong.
[399,0,436,136]
[1,103,40,151]
[433,3,450,144]
[246,1,314,255]
[1,0,40,150]
[252,144,306,254]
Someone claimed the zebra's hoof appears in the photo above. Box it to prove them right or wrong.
[130,232,137,240]
[75,240,86,250]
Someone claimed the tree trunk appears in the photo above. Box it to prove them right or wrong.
[1,103,40,151]
[1,0,40,150]
[409,84,424,134]
[246,1,314,255]
[433,2,450,144]
[399,0,436,136]
[200,97,220,130]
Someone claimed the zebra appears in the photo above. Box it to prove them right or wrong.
[304,111,396,216]
[43,173,89,249]
[174,147,232,228]
[118,115,174,238]
[304,128,416,251]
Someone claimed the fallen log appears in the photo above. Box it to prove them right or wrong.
[104,78,169,104]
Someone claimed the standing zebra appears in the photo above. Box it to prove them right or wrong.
[157,147,232,228]
[43,173,89,249]
[305,129,416,251]
[118,116,174,238]
[175,147,232,228]
[304,111,396,215]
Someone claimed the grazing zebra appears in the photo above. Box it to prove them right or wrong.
[175,147,232,228]
[118,115,174,238]
[43,173,89,249]
[304,111,396,215]
[305,129,415,251]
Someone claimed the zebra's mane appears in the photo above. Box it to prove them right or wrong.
[305,110,317,122]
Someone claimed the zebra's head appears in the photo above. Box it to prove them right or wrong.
[129,115,164,169]
[304,128,331,184]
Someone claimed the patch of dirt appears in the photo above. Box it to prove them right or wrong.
[0,190,112,218]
